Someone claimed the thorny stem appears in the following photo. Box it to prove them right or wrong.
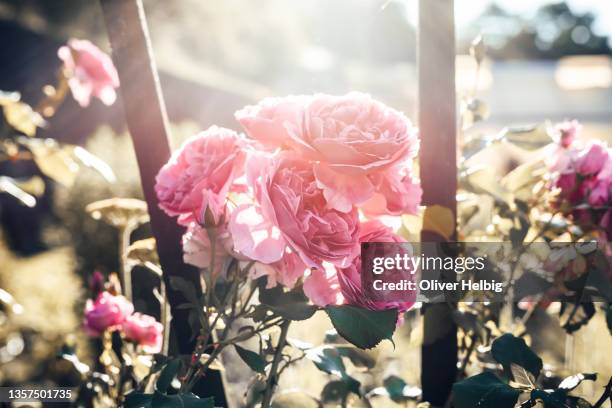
[261,319,291,408]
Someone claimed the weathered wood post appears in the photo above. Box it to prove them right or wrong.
[418,0,458,405]
[98,0,227,404]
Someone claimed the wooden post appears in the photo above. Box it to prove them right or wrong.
[418,0,458,405]
[98,0,227,404]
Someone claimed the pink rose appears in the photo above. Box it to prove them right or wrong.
[362,165,422,216]
[58,39,119,107]
[575,142,608,175]
[155,126,246,225]
[338,220,416,312]
[303,264,344,307]
[122,313,163,353]
[248,250,308,289]
[555,120,581,148]
[84,291,133,336]
[182,222,229,274]
[236,93,420,213]
[240,151,360,268]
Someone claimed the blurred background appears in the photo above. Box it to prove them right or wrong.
[0,0,611,405]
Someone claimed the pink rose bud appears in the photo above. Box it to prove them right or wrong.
[88,270,106,296]
[122,313,163,353]
[84,291,133,336]
[58,38,119,107]
[555,120,581,148]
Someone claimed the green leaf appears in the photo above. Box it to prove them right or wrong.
[325,305,397,349]
[234,344,266,374]
[124,392,152,408]
[156,359,181,393]
[382,375,422,402]
[491,333,543,379]
[151,391,183,408]
[452,372,521,408]
[336,346,376,369]
[259,284,317,321]
[305,346,360,396]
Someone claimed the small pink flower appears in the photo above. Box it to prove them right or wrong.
[243,151,360,269]
[338,220,416,312]
[575,142,608,175]
[303,264,344,307]
[236,93,420,213]
[555,120,581,148]
[84,291,133,336]
[155,126,246,224]
[122,313,163,353]
[58,39,119,107]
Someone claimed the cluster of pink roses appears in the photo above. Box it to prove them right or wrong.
[548,120,612,240]
[84,290,163,353]
[156,93,421,311]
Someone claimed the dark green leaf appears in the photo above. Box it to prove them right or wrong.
[259,284,317,321]
[151,391,182,408]
[124,392,152,408]
[325,305,397,349]
[305,346,360,396]
[336,346,376,369]
[156,359,181,394]
[234,344,266,374]
[383,375,422,402]
[492,334,543,379]
[452,372,521,408]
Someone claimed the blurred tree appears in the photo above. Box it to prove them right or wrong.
[458,1,612,59]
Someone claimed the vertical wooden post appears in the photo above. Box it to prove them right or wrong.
[98,1,227,404]
[418,0,458,405]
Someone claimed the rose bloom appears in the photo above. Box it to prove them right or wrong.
[236,92,420,213]
[122,313,163,353]
[58,38,119,107]
[303,263,344,307]
[84,291,133,336]
[232,151,360,269]
[182,222,230,274]
[338,220,415,312]
[155,126,246,225]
